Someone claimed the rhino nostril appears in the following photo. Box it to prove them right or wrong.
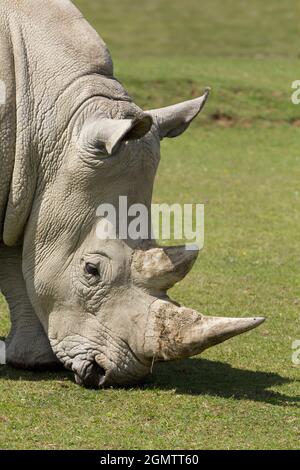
[75,361,106,389]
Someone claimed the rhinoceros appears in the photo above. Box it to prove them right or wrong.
[0,0,264,387]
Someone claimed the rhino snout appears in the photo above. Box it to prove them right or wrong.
[74,360,106,389]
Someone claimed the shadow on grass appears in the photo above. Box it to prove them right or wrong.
[144,358,300,407]
[0,365,72,382]
[0,358,299,407]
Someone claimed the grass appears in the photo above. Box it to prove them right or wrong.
[74,0,299,60]
[0,0,299,450]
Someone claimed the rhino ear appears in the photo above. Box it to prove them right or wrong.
[147,88,210,139]
[79,115,153,156]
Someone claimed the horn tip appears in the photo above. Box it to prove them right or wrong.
[238,316,265,334]
[252,316,266,326]
[197,88,210,111]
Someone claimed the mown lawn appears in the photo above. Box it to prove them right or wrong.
[0,0,299,450]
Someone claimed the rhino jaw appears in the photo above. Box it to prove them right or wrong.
[144,299,265,361]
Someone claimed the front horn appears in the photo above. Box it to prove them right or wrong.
[144,299,265,361]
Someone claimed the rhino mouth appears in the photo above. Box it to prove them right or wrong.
[74,360,107,388]
[50,333,150,388]
[73,353,149,388]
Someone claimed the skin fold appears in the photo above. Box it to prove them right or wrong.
[0,0,264,388]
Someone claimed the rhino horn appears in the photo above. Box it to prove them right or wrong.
[144,299,265,361]
[79,115,153,156]
[132,245,199,292]
[147,88,210,139]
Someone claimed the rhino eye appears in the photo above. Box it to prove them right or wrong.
[85,263,99,277]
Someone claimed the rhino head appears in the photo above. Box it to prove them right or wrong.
[15,88,263,388]
[1,1,264,387]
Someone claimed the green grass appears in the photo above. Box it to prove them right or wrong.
[74,0,299,60]
[0,0,299,450]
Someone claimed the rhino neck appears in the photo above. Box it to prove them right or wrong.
[2,0,131,246]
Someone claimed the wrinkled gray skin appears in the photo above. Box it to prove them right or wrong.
[0,0,265,388]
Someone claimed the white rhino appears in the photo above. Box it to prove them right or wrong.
[0,0,264,387]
